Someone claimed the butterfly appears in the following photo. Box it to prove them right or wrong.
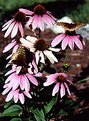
[57,22,86,32]
[10,45,27,66]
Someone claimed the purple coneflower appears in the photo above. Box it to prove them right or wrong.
[2,11,26,38]
[2,64,39,104]
[19,4,56,31]
[20,36,60,64]
[51,22,86,50]
[44,73,72,98]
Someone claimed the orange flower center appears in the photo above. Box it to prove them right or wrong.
[34,39,49,51]
[33,4,46,15]
[14,12,26,22]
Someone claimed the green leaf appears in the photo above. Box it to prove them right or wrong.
[59,109,68,116]
[10,118,22,121]
[4,101,13,108]
[30,108,45,121]
[44,97,56,114]
[2,105,22,117]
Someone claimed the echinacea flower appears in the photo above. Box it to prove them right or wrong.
[51,22,86,50]
[2,64,39,104]
[44,73,72,98]
[20,36,60,64]
[19,4,56,31]
[2,11,26,38]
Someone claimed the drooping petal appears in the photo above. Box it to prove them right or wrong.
[52,83,60,96]
[3,40,16,53]
[4,21,16,38]
[51,34,66,47]
[18,22,24,37]
[5,90,14,102]
[35,51,40,64]
[19,8,34,15]
[38,16,44,31]
[62,35,69,50]
[5,69,15,76]
[19,93,25,104]
[12,76,21,90]
[12,44,19,53]
[5,73,16,83]
[26,17,33,26]
[24,91,32,98]
[60,83,65,98]
[32,15,39,30]
[39,51,45,64]
[73,36,83,50]
[68,36,74,50]
[26,73,38,86]
[14,90,19,103]
[21,75,30,92]
[64,82,71,95]
[2,87,11,95]
[44,50,58,63]
[11,22,19,38]
[43,14,55,26]
[2,19,14,28]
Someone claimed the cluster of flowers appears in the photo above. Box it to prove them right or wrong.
[2,4,85,104]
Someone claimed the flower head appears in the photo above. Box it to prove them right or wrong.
[20,36,60,64]
[2,11,26,38]
[19,4,56,31]
[2,64,39,104]
[51,22,86,50]
[44,73,72,98]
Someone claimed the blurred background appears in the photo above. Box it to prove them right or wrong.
[0,0,89,121]
[0,0,89,27]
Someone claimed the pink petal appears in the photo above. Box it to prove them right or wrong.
[12,76,21,90]
[5,73,15,83]
[6,90,14,102]
[26,17,33,26]
[4,21,16,38]
[44,74,57,86]
[18,22,24,37]
[26,73,38,86]
[68,36,74,50]
[73,36,83,50]
[32,15,39,30]
[12,44,19,53]
[14,90,19,103]
[52,83,60,96]
[43,14,54,26]
[51,34,66,47]
[19,93,25,104]
[64,82,71,95]
[24,91,32,98]
[62,35,69,50]
[3,40,16,53]
[19,8,34,15]
[38,16,44,31]
[60,83,65,98]
[46,11,56,20]
[2,88,11,95]
[5,69,15,76]
[11,22,19,38]
[21,75,30,92]
[2,19,14,28]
